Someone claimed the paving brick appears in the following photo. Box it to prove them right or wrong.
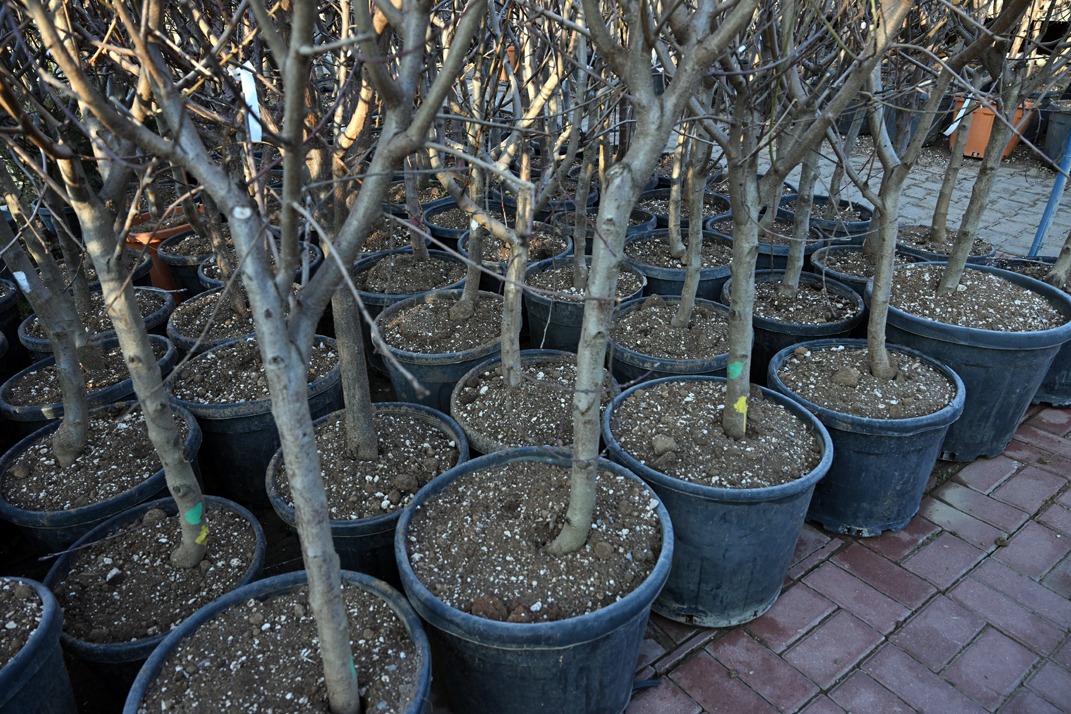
[669,651,778,714]
[933,481,1030,532]
[831,543,936,608]
[944,628,1038,710]
[862,516,940,561]
[798,695,847,714]
[1053,637,1071,671]
[652,630,719,676]
[636,632,667,672]
[1060,489,1071,508]
[803,562,910,634]
[1026,661,1071,711]
[919,497,1003,550]
[1042,554,1071,598]
[788,525,842,580]
[993,521,1071,579]
[999,688,1065,714]
[971,559,1071,629]
[1013,424,1071,456]
[649,612,704,645]
[1004,437,1071,476]
[745,582,837,654]
[1038,501,1071,537]
[1024,408,1071,437]
[889,595,986,671]
[949,578,1064,655]
[991,466,1068,515]
[952,456,1021,493]
[625,678,701,714]
[861,644,986,714]
[783,610,883,689]
[829,671,913,713]
[705,630,818,713]
[902,532,986,590]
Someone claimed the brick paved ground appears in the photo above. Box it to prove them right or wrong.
[626,405,1071,714]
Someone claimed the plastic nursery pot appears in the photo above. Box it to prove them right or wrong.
[0,334,178,439]
[18,287,176,361]
[704,207,828,273]
[810,244,921,299]
[874,262,1071,462]
[458,223,573,294]
[0,401,201,553]
[394,446,673,714]
[622,229,732,301]
[525,256,647,353]
[448,349,591,456]
[548,207,658,242]
[983,256,1071,407]
[166,337,342,508]
[374,289,502,413]
[43,495,264,686]
[768,339,966,536]
[609,296,731,385]
[421,200,469,251]
[0,577,76,714]
[123,570,431,714]
[165,286,252,358]
[127,212,187,292]
[896,240,996,265]
[197,240,324,290]
[266,403,469,587]
[635,188,731,232]
[353,248,468,373]
[157,229,212,302]
[779,194,874,242]
[0,278,26,375]
[721,271,865,386]
[603,375,833,627]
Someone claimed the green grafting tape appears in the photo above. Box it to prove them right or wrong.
[350,658,357,678]
[183,502,204,526]
[727,361,744,379]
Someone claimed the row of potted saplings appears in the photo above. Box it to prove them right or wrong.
[3,189,1071,712]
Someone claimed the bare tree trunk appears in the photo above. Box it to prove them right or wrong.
[1046,226,1071,288]
[332,288,378,459]
[778,147,819,298]
[931,107,974,243]
[828,110,865,210]
[666,131,687,258]
[671,142,712,327]
[404,161,430,260]
[501,153,532,389]
[865,203,900,379]
[571,159,594,291]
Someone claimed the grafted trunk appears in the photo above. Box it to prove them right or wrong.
[332,288,378,459]
[778,148,819,299]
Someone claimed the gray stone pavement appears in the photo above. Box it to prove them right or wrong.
[786,138,1071,257]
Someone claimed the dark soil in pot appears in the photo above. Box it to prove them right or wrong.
[623,230,732,289]
[19,287,173,351]
[363,215,427,256]
[609,379,822,487]
[355,251,466,295]
[777,344,957,418]
[461,223,569,265]
[634,190,729,229]
[384,179,449,207]
[891,263,1065,330]
[270,409,462,522]
[198,241,322,288]
[0,403,189,515]
[811,244,919,297]
[526,260,645,303]
[378,292,502,356]
[46,501,259,646]
[62,250,152,287]
[165,285,258,354]
[896,224,995,261]
[450,351,615,454]
[132,573,428,713]
[0,578,44,668]
[405,457,663,623]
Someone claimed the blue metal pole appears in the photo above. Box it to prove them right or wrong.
[1030,119,1071,256]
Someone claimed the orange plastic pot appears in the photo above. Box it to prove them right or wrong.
[949,97,1037,160]
[127,212,189,294]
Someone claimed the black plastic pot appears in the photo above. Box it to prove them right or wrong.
[266,403,468,586]
[896,241,996,265]
[622,229,732,301]
[165,287,251,357]
[0,278,26,377]
[0,577,76,714]
[876,263,1071,461]
[704,208,827,273]
[635,188,731,231]
[353,248,468,372]
[768,339,966,536]
[123,570,431,714]
[157,230,212,302]
[982,256,1071,407]
[374,289,502,413]
[458,223,573,294]
[18,287,176,361]
[0,401,201,552]
[44,496,264,688]
[395,447,673,714]
[721,271,865,385]
[167,337,342,507]
[525,257,647,352]
[603,376,833,626]
[548,207,658,241]
[609,296,731,385]
[422,201,469,251]
[197,240,324,290]
[0,334,178,439]
[779,195,874,241]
